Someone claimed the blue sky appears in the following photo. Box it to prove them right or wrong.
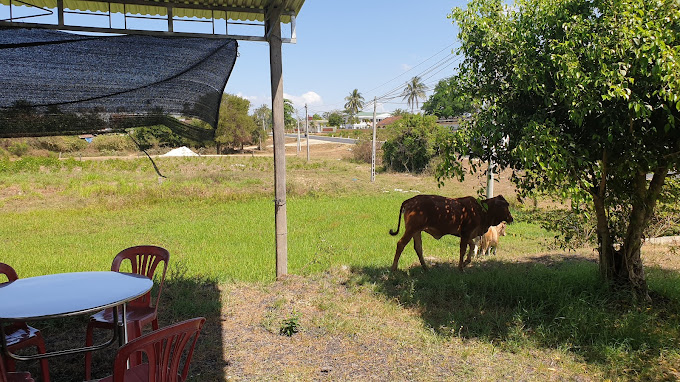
[224,1,469,116]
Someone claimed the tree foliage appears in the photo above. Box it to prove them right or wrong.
[327,112,343,127]
[131,125,187,150]
[283,99,296,130]
[383,114,449,173]
[439,0,680,298]
[391,108,410,117]
[401,76,427,114]
[344,89,365,118]
[215,94,258,153]
[422,75,477,118]
[252,104,272,132]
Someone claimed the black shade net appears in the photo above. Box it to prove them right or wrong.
[0,27,238,140]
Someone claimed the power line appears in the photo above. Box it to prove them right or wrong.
[307,43,463,114]
[371,54,462,105]
[363,41,457,95]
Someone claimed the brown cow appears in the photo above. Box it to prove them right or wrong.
[389,194,513,271]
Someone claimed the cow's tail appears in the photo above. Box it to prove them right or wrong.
[389,203,405,236]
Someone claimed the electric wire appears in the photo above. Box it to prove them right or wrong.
[307,44,463,115]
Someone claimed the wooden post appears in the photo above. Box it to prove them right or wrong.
[267,5,287,279]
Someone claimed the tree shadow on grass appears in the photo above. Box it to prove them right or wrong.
[17,266,225,382]
[350,255,680,377]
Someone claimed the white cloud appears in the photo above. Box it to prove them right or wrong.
[235,92,262,105]
[283,91,323,111]
[401,63,413,72]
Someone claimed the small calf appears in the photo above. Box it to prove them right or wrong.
[474,222,507,257]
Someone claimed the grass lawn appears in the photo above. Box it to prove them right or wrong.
[1,143,679,381]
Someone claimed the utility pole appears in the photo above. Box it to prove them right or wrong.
[486,158,494,198]
[371,97,377,182]
[296,112,300,154]
[259,113,266,150]
[305,104,309,162]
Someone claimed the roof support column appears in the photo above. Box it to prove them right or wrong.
[266,3,287,279]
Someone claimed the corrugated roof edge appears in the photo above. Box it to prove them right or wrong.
[0,0,304,23]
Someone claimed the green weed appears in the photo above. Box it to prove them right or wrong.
[279,310,302,336]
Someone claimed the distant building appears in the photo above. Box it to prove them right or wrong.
[294,116,336,133]
[344,111,392,129]
[436,116,471,131]
[376,116,403,128]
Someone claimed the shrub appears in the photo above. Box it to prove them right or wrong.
[33,136,88,153]
[91,134,136,153]
[8,141,29,157]
[351,139,381,164]
[382,114,448,173]
[131,125,189,150]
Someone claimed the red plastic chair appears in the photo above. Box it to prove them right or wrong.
[0,354,35,382]
[96,317,205,382]
[0,263,49,382]
[85,246,170,380]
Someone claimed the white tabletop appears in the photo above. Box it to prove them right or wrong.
[0,271,153,321]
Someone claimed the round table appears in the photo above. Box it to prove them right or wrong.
[0,271,153,360]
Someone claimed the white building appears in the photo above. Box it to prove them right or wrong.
[344,111,393,129]
[294,117,336,133]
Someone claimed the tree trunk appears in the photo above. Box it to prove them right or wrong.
[593,191,621,280]
[592,149,619,280]
[594,167,667,301]
[620,168,667,300]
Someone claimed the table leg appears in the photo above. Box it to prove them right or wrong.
[121,303,131,369]
[120,303,128,347]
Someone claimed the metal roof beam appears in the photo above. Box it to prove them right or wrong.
[0,20,290,40]
[0,0,299,41]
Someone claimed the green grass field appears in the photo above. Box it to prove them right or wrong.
[2,150,680,381]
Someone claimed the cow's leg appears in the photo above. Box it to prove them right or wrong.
[413,231,428,270]
[464,239,475,265]
[391,230,415,271]
[458,238,467,271]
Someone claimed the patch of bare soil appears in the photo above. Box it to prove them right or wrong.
[208,268,601,382]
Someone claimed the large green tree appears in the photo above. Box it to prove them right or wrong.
[422,75,477,118]
[215,94,258,153]
[325,111,343,127]
[383,114,448,173]
[401,76,427,114]
[438,0,680,299]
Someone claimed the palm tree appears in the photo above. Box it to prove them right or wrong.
[344,89,365,122]
[401,76,427,114]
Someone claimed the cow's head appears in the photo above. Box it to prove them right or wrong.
[482,195,513,225]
